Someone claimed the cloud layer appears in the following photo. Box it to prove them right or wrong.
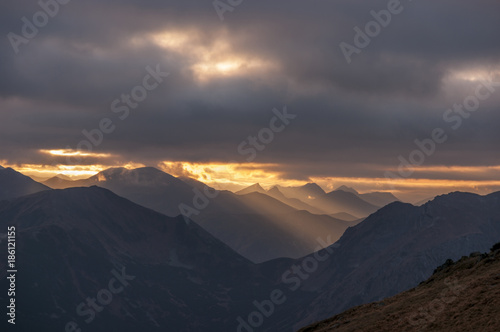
[1,0,500,200]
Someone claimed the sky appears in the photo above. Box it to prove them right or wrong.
[1,0,500,202]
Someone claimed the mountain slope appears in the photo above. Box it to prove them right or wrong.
[42,174,76,189]
[42,167,349,262]
[334,185,358,195]
[299,244,500,332]
[0,187,288,332]
[276,183,326,201]
[334,186,400,207]
[357,191,399,207]
[289,191,500,330]
[236,183,267,195]
[0,166,51,201]
[236,184,324,214]
[275,183,384,217]
[312,190,380,217]
[194,191,350,262]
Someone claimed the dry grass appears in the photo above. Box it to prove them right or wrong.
[299,248,500,332]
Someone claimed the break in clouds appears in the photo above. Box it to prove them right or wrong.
[1,0,500,193]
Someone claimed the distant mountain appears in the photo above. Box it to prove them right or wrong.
[0,187,291,331]
[358,191,400,207]
[42,174,76,189]
[290,191,500,330]
[276,183,393,217]
[277,183,326,201]
[0,166,51,201]
[236,183,267,195]
[267,186,325,214]
[414,196,435,206]
[334,185,358,195]
[41,167,348,262]
[236,184,324,214]
[195,191,350,262]
[299,244,500,332]
[312,190,380,218]
[334,186,400,207]
[329,212,359,222]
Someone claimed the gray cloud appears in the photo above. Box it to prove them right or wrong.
[1,0,500,189]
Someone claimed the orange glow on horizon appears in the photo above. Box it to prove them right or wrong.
[3,162,145,180]
[2,159,500,201]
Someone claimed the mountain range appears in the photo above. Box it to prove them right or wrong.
[1,165,499,331]
[288,192,500,330]
[239,183,399,218]
[37,168,361,262]
[0,186,295,331]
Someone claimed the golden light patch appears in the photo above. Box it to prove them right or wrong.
[39,149,113,158]
[148,30,277,81]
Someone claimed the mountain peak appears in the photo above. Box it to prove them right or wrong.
[335,185,358,195]
[300,183,325,195]
[92,166,175,184]
[53,174,73,181]
[267,186,282,194]
[236,183,266,195]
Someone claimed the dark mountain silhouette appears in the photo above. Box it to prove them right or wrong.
[299,244,500,332]
[0,187,293,332]
[42,168,349,262]
[415,196,435,206]
[277,183,326,201]
[1,181,499,331]
[0,166,51,201]
[357,191,399,207]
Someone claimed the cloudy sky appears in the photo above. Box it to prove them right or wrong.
[1,0,500,202]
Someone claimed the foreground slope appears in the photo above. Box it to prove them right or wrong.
[289,192,500,330]
[299,244,500,332]
[0,187,289,331]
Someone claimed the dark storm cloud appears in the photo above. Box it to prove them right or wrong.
[1,0,500,181]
